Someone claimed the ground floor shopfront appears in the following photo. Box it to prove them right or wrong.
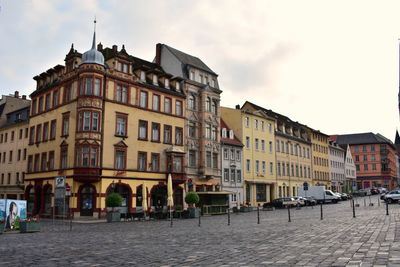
[245,181,275,206]
[24,175,186,219]
[0,185,24,200]
[356,176,398,191]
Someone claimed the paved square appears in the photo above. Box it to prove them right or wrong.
[0,196,399,266]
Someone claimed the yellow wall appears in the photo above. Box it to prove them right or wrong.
[309,130,331,188]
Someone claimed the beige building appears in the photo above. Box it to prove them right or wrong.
[25,28,186,218]
[221,104,276,206]
[308,128,331,188]
[0,92,30,200]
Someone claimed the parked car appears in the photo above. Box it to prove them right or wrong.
[338,193,349,200]
[354,188,371,196]
[293,196,306,206]
[264,197,297,209]
[383,190,400,203]
[378,187,388,194]
[370,188,380,195]
[303,196,317,206]
[380,191,389,200]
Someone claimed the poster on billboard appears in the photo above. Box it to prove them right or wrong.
[5,199,27,230]
[0,199,5,221]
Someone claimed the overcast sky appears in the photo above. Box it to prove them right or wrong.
[0,0,399,141]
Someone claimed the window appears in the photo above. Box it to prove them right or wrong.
[78,111,100,132]
[17,149,21,161]
[19,129,23,140]
[190,71,195,80]
[206,152,212,168]
[42,122,49,142]
[80,77,101,96]
[151,123,160,142]
[163,125,172,144]
[236,150,241,161]
[23,149,27,160]
[246,137,250,148]
[140,71,146,82]
[355,155,359,162]
[371,155,376,161]
[364,164,368,171]
[189,150,196,167]
[152,74,158,85]
[206,124,211,139]
[372,163,376,170]
[230,149,235,160]
[41,152,47,171]
[172,156,183,172]
[363,155,368,161]
[31,99,37,115]
[116,114,128,137]
[261,121,265,131]
[45,93,51,110]
[206,97,211,112]
[53,90,59,107]
[363,145,367,152]
[38,96,44,113]
[354,146,359,152]
[11,131,14,142]
[118,62,129,73]
[245,117,249,127]
[138,120,148,140]
[76,145,98,167]
[230,169,235,182]
[36,124,42,143]
[211,127,217,141]
[138,152,147,171]
[152,94,160,111]
[212,153,218,169]
[255,138,259,150]
[188,122,196,138]
[237,170,242,183]
[29,126,35,144]
[269,141,273,153]
[115,84,128,103]
[165,78,170,88]
[255,119,258,130]
[62,112,70,136]
[164,97,171,113]
[175,100,182,116]
[188,95,196,110]
[256,160,260,173]
[48,151,55,170]
[140,91,148,108]
[223,149,228,160]
[50,120,56,139]
[224,169,229,182]
[356,164,360,171]
[175,127,183,145]
[261,140,265,151]
[60,145,68,169]
[64,84,72,103]
[151,153,160,172]
[371,145,375,152]
[115,149,126,170]
[28,155,33,172]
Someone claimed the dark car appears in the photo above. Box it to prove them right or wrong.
[370,188,380,195]
[264,197,297,209]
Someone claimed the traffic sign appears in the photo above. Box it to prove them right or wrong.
[55,176,66,188]
[303,182,309,191]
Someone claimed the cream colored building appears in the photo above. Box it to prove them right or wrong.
[221,104,276,206]
[0,95,30,199]
[308,128,331,188]
[25,29,186,218]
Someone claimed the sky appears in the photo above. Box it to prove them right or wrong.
[0,0,399,141]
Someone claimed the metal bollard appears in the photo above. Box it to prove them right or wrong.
[378,198,380,206]
[364,198,366,207]
[352,199,356,218]
[288,205,291,222]
[198,214,201,227]
[386,202,389,216]
[228,208,230,226]
[257,205,260,224]
[320,203,323,220]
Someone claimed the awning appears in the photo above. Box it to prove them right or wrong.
[196,191,233,195]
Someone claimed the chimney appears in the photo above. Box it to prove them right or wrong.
[97,42,103,51]
[112,45,118,52]
[22,95,26,100]
[14,91,19,98]
[155,43,162,65]
[235,104,240,110]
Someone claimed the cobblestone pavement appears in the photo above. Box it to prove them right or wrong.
[1,196,400,266]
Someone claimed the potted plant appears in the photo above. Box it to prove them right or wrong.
[185,192,200,218]
[106,192,123,223]
[20,216,40,233]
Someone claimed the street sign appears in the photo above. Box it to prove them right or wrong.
[55,176,66,188]
[303,182,309,191]
[65,183,71,197]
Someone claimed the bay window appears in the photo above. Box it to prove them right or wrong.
[80,77,101,96]
[76,145,99,167]
[78,111,100,132]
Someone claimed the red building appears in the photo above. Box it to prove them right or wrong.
[334,132,398,190]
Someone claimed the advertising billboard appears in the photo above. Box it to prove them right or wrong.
[0,199,5,221]
[5,199,27,230]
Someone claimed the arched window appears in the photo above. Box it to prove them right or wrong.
[188,95,195,110]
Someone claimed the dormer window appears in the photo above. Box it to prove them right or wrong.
[176,82,180,91]
[152,74,158,85]
[140,71,146,82]
[190,71,195,80]
[118,62,129,73]
[205,76,209,85]
[211,79,216,88]
[165,79,170,89]
[229,130,234,139]
[222,128,227,138]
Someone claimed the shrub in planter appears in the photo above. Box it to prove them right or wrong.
[185,192,200,218]
[106,192,123,223]
[20,217,40,233]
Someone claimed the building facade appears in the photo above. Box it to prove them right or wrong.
[342,144,357,193]
[220,119,244,208]
[308,129,331,188]
[328,140,345,193]
[0,92,30,199]
[25,30,186,218]
[221,105,276,206]
[156,44,225,207]
[335,133,397,190]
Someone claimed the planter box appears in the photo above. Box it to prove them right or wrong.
[188,208,200,218]
[240,206,253,212]
[106,211,121,223]
[263,207,275,211]
[20,222,40,233]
